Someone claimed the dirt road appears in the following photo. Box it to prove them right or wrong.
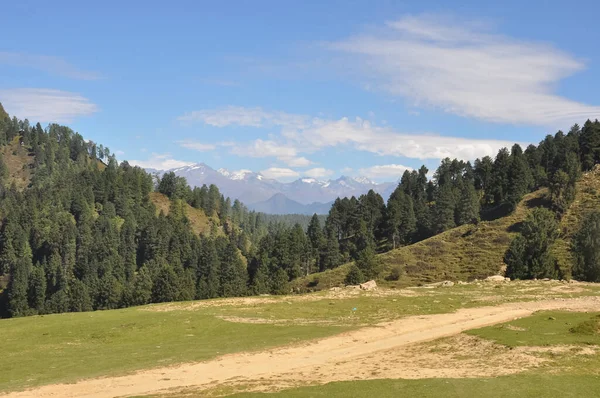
[5,296,599,398]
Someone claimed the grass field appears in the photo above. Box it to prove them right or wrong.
[467,311,600,347]
[221,309,600,398]
[227,375,600,398]
[1,306,346,391]
[2,281,600,394]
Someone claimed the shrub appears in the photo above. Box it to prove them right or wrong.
[345,264,365,285]
[386,265,403,281]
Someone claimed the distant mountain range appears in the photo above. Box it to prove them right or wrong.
[148,163,397,214]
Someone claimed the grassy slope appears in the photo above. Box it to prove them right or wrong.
[149,192,214,236]
[293,189,546,291]
[0,136,34,190]
[552,166,600,274]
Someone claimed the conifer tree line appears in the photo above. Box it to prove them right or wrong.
[0,100,599,317]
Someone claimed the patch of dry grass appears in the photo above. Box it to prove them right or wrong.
[149,192,214,236]
[0,136,34,190]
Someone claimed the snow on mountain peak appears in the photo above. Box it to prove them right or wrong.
[218,168,254,180]
[353,176,374,185]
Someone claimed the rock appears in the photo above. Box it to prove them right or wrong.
[346,285,361,290]
[504,277,511,282]
[359,280,377,291]
[441,280,455,287]
[485,275,507,283]
[457,281,468,285]
[329,287,342,292]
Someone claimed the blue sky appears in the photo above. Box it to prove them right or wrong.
[1,0,599,182]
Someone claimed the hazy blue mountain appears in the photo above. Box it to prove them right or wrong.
[152,163,398,214]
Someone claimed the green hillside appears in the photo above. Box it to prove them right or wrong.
[292,189,545,291]
[293,171,600,292]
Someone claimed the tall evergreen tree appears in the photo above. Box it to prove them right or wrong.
[505,208,559,280]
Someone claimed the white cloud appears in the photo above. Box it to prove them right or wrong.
[285,156,312,167]
[0,88,98,123]
[290,116,521,160]
[178,140,217,151]
[0,52,101,80]
[177,106,308,129]
[359,164,413,179]
[185,107,522,163]
[260,167,300,180]
[230,138,312,167]
[129,153,191,170]
[303,167,334,178]
[328,14,600,126]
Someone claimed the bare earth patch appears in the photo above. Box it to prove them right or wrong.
[6,296,600,398]
[143,288,427,313]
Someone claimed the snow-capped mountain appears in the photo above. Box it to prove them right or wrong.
[151,163,397,214]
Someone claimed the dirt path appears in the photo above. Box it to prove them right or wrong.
[5,296,600,398]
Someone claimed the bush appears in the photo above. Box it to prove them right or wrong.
[355,246,381,279]
[386,265,403,281]
[345,264,365,285]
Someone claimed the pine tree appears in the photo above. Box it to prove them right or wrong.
[124,266,153,306]
[270,267,289,295]
[27,264,47,313]
[386,190,416,248]
[355,245,380,280]
[505,144,533,209]
[7,256,32,317]
[505,208,559,280]
[572,211,600,282]
[219,241,247,297]
[579,119,600,170]
[490,148,511,205]
[455,183,480,225]
[320,228,341,271]
[307,214,324,272]
[152,265,180,303]
[433,183,456,233]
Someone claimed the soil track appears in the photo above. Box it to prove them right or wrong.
[5,296,599,398]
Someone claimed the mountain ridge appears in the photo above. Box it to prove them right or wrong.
[150,162,398,214]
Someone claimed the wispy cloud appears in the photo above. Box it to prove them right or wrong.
[327,14,600,126]
[359,164,412,179]
[177,140,217,151]
[0,88,98,123]
[0,52,102,80]
[303,167,334,178]
[260,167,299,180]
[177,106,308,129]
[129,153,191,170]
[229,138,313,167]
[185,106,523,163]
